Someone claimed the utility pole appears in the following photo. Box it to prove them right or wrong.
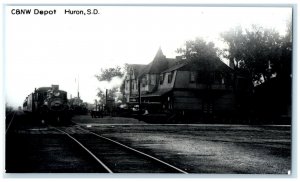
[95,99,98,111]
[129,68,132,99]
[138,79,141,106]
[77,74,80,98]
[105,89,108,106]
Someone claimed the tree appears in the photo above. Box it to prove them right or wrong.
[220,25,290,84]
[221,24,293,119]
[96,87,119,103]
[275,20,292,81]
[5,103,14,114]
[95,66,125,105]
[95,66,123,82]
[177,37,219,62]
[177,37,223,85]
[220,25,245,69]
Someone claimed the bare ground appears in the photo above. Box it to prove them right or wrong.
[72,115,291,174]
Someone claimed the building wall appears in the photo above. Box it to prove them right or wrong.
[172,90,203,110]
[171,70,235,113]
[124,71,134,102]
[158,71,176,90]
[174,71,207,89]
[125,63,235,113]
[174,71,229,90]
[140,74,158,93]
[213,92,236,114]
[172,90,236,114]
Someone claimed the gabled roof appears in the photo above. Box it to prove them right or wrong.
[138,48,172,77]
[162,62,187,73]
[128,48,233,78]
[128,64,147,77]
[161,56,233,74]
[177,58,233,72]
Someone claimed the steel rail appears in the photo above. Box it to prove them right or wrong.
[52,127,113,173]
[5,111,16,135]
[75,126,188,174]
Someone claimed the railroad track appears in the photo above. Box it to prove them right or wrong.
[5,111,16,134]
[51,125,188,173]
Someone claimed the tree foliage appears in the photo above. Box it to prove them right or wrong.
[177,38,219,62]
[177,37,227,85]
[95,66,123,82]
[177,38,223,71]
[220,24,292,84]
[96,87,119,103]
[95,66,125,104]
[277,20,292,80]
[220,25,244,69]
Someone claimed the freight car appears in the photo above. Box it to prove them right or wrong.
[23,85,71,123]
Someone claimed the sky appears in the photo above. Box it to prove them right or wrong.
[4,5,292,108]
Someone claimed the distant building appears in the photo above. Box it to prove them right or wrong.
[124,48,237,115]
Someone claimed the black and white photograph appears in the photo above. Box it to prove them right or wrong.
[2,0,296,178]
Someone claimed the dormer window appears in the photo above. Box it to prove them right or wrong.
[167,74,172,83]
[168,71,174,83]
[159,74,164,84]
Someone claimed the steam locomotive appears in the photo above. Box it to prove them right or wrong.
[23,85,71,123]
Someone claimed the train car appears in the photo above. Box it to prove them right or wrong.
[23,85,71,123]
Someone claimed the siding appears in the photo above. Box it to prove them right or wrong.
[172,90,235,113]
[158,71,176,90]
[174,71,190,88]
[174,71,207,89]
[173,91,202,110]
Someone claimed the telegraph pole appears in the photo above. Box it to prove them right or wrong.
[105,89,108,106]
[77,74,80,98]
[138,79,141,106]
[129,68,132,98]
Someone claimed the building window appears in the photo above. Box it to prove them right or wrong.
[190,72,196,83]
[150,75,154,85]
[149,74,155,85]
[168,71,174,83]
[159,74,164,84]
[214,71,223,84]
[142,78,146,87]
[167,74,172,83]
[131,81,134,90]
